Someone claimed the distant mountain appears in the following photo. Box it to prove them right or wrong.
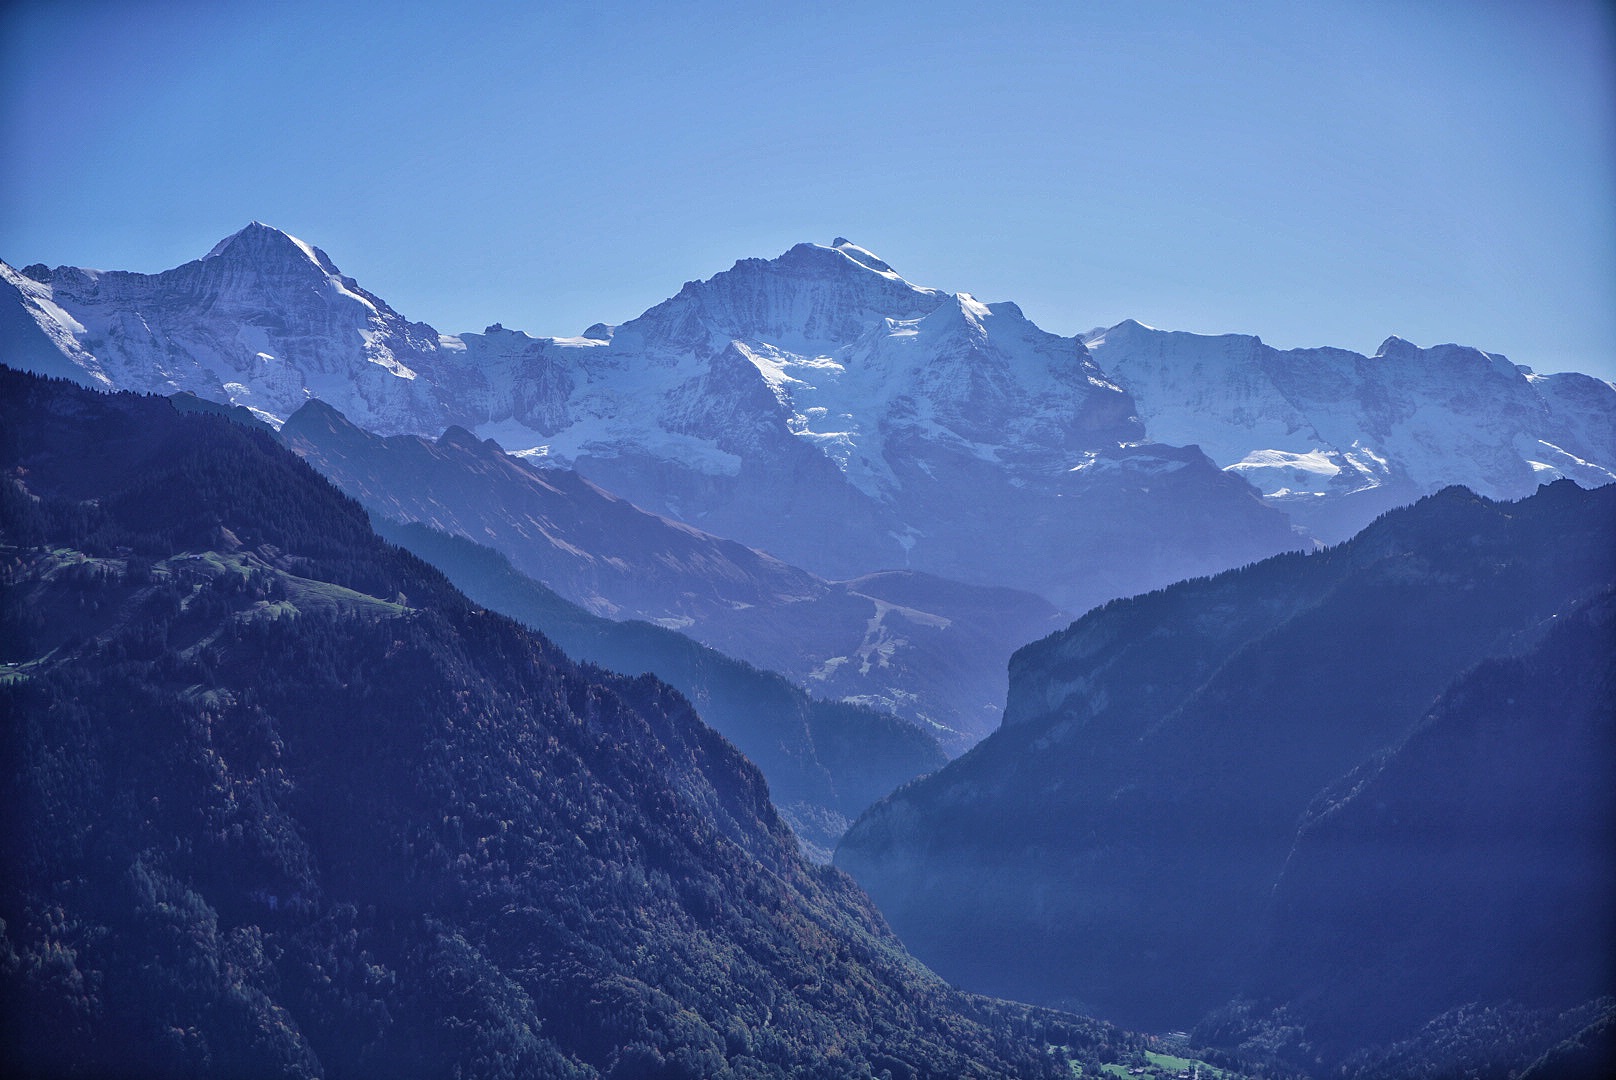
[277,396,825,626]
[11,226,1615,605]
[370,519,945,860]
[1083,320,1616,541]
[836,480,1616,1068]
[1,224,448,431]
[0,365,1117,1078]
[280,397,1066,748]
[1,226,1302,615]
[360,241,1304,614]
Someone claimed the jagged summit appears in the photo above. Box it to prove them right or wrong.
[1084,321,1616,542]
[204,220,279,257]
[204,221,339,274]
[915,291,995,337]
[829,237,899,276]
[763,239,922,287]
[623,239,945,350]
[481,322,538,338]
[1375,334,1494,361]
[1375,334,1522,380]
[1078,319,1162,348]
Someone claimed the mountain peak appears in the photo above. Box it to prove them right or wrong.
[1078,318,1155,349]
[917,291,993,335]
[284,396,354,426]
[1376,334,1415,356]
[205,222,338,275]
[829,238,898,275]
[768,239,909,285]
[437,424,503,455]
[1375,335,1523,380]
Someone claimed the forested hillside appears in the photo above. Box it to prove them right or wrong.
[839,478,1616,1075]
[372,519,945,860]
[0,367,1116,1078]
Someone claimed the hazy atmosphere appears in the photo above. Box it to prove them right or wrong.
[3,0,1613,377]
[4,4,1614,1078]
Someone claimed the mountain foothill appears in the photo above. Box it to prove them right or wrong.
[0,366,1124,1078]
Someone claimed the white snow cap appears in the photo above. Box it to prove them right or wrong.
[830,238,899,277]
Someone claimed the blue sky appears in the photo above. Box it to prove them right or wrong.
[3,0,1613,378]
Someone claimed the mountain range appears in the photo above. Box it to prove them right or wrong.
[4,223,1615,1078]
[1084,319,1616,540]
[7,224,1613,611]
[10,224,1613,760]
[3,225,1297,618]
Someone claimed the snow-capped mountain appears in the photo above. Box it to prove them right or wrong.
[1,223,453,434]
[439,238,1301,613]
[28,225,1615,607]
[1083,320,1616,541]
[1,226,1301,615]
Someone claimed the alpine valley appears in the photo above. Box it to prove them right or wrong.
[3,225,1615,1078]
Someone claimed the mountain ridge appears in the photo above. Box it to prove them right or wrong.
[278,394,1067,750]
[2,226,1303,614]
[836,479,1616,1057]
[1082,319,1616,540]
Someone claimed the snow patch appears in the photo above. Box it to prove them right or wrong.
[830,239,902,278]
[329,276,379,314]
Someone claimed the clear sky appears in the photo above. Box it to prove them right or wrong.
[3,0,1613,378]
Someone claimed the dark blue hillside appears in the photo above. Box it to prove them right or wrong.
[0,366,1113,1079]
[839,474,1616,1075]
